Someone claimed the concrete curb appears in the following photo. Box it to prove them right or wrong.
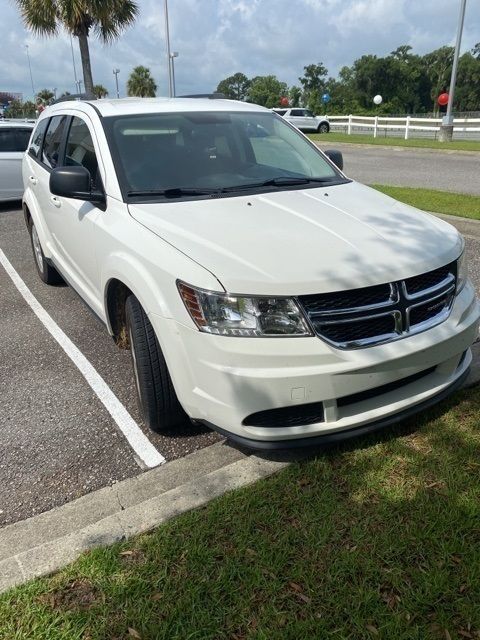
[0,344,478,594]
[0,442,295,593]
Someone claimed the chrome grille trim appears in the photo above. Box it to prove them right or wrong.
[401,273,456,301]
[298,261,457,349]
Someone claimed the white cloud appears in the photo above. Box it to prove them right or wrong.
[1,0,479,101]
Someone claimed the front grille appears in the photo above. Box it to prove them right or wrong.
[409,292,453,327]
[404,264,453,296]
[301,283,392,313]
[318,315,396,345]
[299,261,456,349]
[243,402,324,428]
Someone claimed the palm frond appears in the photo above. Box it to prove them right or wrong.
[14,0,58,35]
[89,0,139,43]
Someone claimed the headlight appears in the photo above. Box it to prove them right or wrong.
[178,282,312,337]
[457,250,468,294]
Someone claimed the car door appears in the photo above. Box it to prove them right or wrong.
[286,109,302,130]
[303,109,317,131]
[0,127,32,200]
[46,115,104,310]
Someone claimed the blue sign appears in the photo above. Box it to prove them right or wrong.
[322,93,331,104]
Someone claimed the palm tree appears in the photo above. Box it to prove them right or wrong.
[37,88,55,104]
[93,84,109,99]
[127,66,157,98]
[15,0,138,96]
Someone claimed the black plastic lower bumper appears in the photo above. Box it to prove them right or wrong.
[200,367,470,451]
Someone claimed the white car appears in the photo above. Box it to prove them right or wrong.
[0,120,34,201]
[273,108,330,133]
[23,98,479,449]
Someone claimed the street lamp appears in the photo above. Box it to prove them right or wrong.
[164,0,173,97]
[70,35,79,93]
[25,45,35,99]
[170,52,179,97]
[113,68,120,98]
[439,0,468,141]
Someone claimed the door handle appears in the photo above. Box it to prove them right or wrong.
[29,175,38,185]
[50,196,61,208]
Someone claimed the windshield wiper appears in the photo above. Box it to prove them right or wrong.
[221,177,332,192]
[127,187,220,198]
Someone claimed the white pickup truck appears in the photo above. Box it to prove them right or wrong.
[273,108,330,133]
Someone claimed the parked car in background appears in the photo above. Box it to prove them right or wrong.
[0,121,34,201]
[273,108,330,133]
[22,98,479,449]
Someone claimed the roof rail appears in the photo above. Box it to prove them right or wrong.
[179,93,226,99]
[50,92,96,105]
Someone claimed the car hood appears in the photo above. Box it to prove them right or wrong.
[128,181,462,295]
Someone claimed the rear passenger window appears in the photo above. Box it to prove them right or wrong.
[64,117,99,186]
[0,127,33,152]
[15,128,33,151]
[290,109,304,117]
[28,119,49,158]
[42,116,67,168]
[0,129,17,152]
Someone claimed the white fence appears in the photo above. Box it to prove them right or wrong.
[327,114,480,139]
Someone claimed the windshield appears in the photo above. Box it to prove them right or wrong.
[104,111,346,201]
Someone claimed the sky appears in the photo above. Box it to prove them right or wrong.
[1,0,479,101]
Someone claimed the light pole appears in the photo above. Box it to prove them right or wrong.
[113,68,120,98]
[70,35,79,93]
[440,0,468,141]
[25,45,35,98]
[170,52,179,97]
[164,0,173,97]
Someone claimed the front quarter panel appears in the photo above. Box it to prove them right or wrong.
[97,197,223,332]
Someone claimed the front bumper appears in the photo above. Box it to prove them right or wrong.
[151,281,479,444]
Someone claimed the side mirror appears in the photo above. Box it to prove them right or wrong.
[49,166,105,206]
[324,149,344,171]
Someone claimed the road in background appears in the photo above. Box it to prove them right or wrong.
[316,142,480,195]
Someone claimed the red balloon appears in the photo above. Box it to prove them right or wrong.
[438,92,449,106]
[280,96,289,107]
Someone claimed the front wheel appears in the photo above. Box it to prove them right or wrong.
[317,122,330,134]
[125,294,188,432]
[29,221,63,285]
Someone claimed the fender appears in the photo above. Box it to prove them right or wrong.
[101,250,221,335]
[23,187,55,259]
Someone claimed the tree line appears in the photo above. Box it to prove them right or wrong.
[216,44,480,115]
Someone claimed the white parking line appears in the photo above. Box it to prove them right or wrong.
[0,248,165,469]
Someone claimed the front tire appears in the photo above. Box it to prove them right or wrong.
[29,221,63,285]
[317,122,330,134]
[125,294,188,432]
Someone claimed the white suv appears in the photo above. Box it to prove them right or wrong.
[23,98,479,449]
[273,108,330,133]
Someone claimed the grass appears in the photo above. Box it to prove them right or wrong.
[1,385,480,639]
[309,131,480,152]
[370,185,480,221]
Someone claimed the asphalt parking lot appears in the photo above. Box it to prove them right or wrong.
[0,203,221,527]
[1,198,480,529]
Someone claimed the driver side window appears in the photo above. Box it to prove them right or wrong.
[65,117,99,188]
